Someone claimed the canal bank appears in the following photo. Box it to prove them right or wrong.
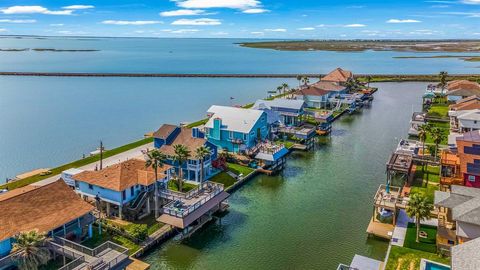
[140,82,428,270]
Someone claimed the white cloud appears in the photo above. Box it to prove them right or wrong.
[242,8,269,14]
[250,31,264,35]
[316,24,326,27]
[0,28,6,32]
[344,24,366,27]
[159,9,206,17]
[0,19,36,23]
[211,31,228,35]
[171,18,221,25]
[387,19,421,23]
[102,20,163,25]
[50,23,64,26]
[462,0,480,4]
[0,6,73,15]
[176,0,261,9]
[297,27,315,31]
[264,28,286,32]
[62,5,94,10]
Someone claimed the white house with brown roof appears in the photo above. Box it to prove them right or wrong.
[153,124,218,182]
[0,181,95,258]
[72,159,173,220]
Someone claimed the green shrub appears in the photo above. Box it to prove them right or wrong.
[126,224,148,241]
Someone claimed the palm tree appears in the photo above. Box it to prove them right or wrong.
[439,71,448,96]
[366,75,372,88]
[406,194,434,243]
[145,149,166,218]
[431,127,446,162]
[195,146,211,183]
[296,75,302,87]
[282,83,289,96]
[12,230,50,270]
[173,144,191,192]
[276,86,283,96]
[418,125,429,173]
[301,76,310,86]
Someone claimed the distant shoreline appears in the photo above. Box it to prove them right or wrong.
[0,72,480,82]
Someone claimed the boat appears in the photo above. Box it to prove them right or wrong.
[316,122,331,135]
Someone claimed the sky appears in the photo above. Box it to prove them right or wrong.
[0,0,479,39]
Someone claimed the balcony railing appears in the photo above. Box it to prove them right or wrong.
[440,176,463,186]
[163,182,225,218]
[58,256,85,270]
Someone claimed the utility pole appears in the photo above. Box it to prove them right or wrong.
[99,140,103,170]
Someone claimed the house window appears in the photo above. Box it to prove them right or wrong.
[88,184,93,190]
[475,121,478,124]
[243,133,248,140]
[250,131,255,136]
[205,128,210,135]
[229,131,234,139]
[130,186,134,196]
[468,175,476,182]
[122,190,126,200]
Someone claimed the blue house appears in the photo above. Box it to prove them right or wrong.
[0,181,95,258]
[204,105,268,153]
[252,98,305,126]
[153,124,218,182]
[72,159,172,220]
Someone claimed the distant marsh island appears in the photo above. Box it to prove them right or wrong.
[393,55,480,62]
[0,48,99,52]
[239,40,480,53]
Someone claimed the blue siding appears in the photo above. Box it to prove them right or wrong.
[76,181,142,205]
[0,238,12,257]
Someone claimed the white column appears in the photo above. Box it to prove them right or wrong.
[119,205,123,220]
[147,197,151,213]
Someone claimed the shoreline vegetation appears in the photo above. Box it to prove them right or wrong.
[0,48,99,52]
[393,55,480,62]
[0,72,479,82]
[238,40,480,52]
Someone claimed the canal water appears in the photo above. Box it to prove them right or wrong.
[141,82,427,269]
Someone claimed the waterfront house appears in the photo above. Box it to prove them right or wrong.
[320,67,353,85]
[153,124,217,182]
[0,181,95,257]
[450,109,480,133]
[446,80,480,102]
[204,105,268,153]
[408,112,427,136]
[435,185,480,254]
[441,131,480,190]
[72,159,172,220]
[451,236,480,270]
[252,98,305,126]
[449,96,480,132]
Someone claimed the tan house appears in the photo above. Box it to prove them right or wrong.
[435,185,480,253]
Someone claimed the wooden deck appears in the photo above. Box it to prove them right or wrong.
[127,258,150,270]
[366,219,394,240]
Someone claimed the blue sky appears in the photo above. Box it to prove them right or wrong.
[0,0,479,38]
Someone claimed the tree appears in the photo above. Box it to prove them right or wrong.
[418,125,428,173]
[296,75,302,87]
[430,127,446,162]
[145,149,167,218]
[366,75,372,88]
[282,83,289,96]
[12,230,50,270]
[406,194,434,243]
[301,76,310,86]
[439,71,448,96]
[276,86,283,96]
[173,144,191,192]
[195,146,211,183]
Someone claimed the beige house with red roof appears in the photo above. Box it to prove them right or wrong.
[447,80,480,102]
[294,68,352,108]
[0,181,95,257]
[72,159,172,220]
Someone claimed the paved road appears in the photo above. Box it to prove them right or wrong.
[32,142,154,186]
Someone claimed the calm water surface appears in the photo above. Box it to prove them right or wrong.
[0,37,479,74]
[141,82,426,270]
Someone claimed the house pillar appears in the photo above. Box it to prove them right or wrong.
[63,224,66,237]
[106,202,111,217]
[98,222,102,235]
[147,197,151,213]
[88,224,93,239]
[119,205,123,220]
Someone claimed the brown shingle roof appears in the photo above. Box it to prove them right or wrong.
[159,127,207,156]
[450,96,480,111]
[295,85,330,97]
[0,180,94,241]
[311,81,346,91]
[447,80,480,92]
[73,159,171,191]
[153,124,177,139]
[320,68,353,83]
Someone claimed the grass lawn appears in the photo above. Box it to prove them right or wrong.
[411,184,438,202]
[209,171,236,188]
[275,140,295,149]
[82,224,140,255]
[415,165,440,184]
[427,104,449,119]
[404,223,438,253]
[110,214,164,236]
[1,137,153,190]
[168,180,197,192]
[186,118,208,128]
[385,246,450,270]
[227,163,254,176]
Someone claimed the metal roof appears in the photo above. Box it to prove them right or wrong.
[205,105,264,134]
[252,98,305,111]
